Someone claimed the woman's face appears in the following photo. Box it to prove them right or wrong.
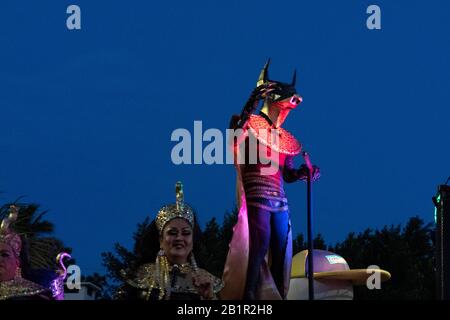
[159,218,193,265]
[0,243,19,282]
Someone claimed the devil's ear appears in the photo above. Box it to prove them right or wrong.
[257,58,271,87]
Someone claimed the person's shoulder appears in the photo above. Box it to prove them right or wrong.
[136,263,156,276]
[12,292,52,300]
[122,263,157,289]
[1,277,51,300]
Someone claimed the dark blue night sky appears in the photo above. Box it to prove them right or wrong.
[1,1,449,276]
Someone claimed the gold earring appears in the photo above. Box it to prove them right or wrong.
[190,253,199,273]
[15,267,22,279]
[156,249,169,300]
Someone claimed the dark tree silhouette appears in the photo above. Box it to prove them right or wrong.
[81,273,110,300]
[329,216,435,299]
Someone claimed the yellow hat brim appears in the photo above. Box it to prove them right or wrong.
[292,269,391,285]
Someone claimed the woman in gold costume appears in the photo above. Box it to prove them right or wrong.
[116,182,223,300]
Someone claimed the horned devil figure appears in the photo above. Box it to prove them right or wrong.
[221,59,320,300]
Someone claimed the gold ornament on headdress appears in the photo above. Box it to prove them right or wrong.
[0,205,22,257]
[155,182,194,233]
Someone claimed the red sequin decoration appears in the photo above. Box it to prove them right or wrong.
[248,115,302,155]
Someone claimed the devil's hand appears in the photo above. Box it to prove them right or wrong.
[249,82,279,102]
[236,82,279,129]
[298,164,321,182]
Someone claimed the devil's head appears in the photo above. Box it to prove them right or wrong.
[257,59,302,128]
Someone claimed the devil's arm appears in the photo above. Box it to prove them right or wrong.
[231,82,279,130]
[283,155,308,183]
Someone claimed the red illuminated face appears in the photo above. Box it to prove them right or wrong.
[159,218,193,265]
[0,243,19,282]
[275,94,302,109]
[269,94,302,128]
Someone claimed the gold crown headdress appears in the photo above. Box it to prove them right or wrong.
[155,182,194,233]
[0,205,22,257]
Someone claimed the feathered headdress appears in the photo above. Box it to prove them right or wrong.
[0,205,22,257]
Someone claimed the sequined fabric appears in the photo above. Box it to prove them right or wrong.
[0,277,48,300]
[123,263,224,300]
[248,114,301,156]
[243,171,289,212]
